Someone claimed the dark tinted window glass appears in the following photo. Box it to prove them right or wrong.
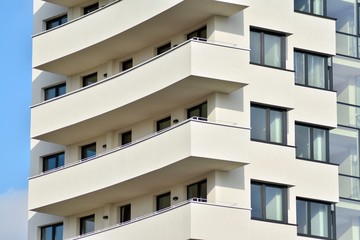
[84,3,99,15]
[157,42,171,55]
[121,131,132,145]
[82,72,97,87]
[80,215,95,235]
[81,143,96,159]
[120,204,131,223]
[156,192,171,211]
[157,117,171,131]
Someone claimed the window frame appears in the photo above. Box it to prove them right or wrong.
[119,204,131,223]
[250,104,287,145]
[79,214,95,235]
[187,102,207,120]
[187,26,207,40]
[46,14,67,30]
[295,123,329,163]
[250,28,286,69]
[42,152,65,172]
[187,179,207,202]
[40,222,63,240]
[120,130,132,146]
[81,143,96,160]
[44,83,66,101]
[156,116,171,132]
[156,192,171,211]
[82,72,97,87]
[251,181,288,223]
[121,59,133,71]
[296,198,335,239]
[83,2,99,15]
[156,42,171,55]
[294,50,332,90]
[294,0,327,17]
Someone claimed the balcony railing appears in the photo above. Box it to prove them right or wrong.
[69,198,251,240]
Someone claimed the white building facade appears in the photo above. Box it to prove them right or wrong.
[28,0,358,239]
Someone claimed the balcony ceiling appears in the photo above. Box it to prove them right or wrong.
[35,0,248,75]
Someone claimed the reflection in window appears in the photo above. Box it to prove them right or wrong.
[336,205,360,240]
[156,116,171,131]
[82,72,97,87]
[250,29,285,68]
[187,180,207,201]
[46,14,67,30]
[156,192,171,211]
[294,0,325,16]
[120,131,132,146]
[43,152,65,172]
[251,105,286,144]
[187,26,207,40]
[330,127,359,177]
[327,0,356,35]
[297,199,333,239]
[41,223,63,240]
[333,60,360,106]
[119,204,131,223]
[80,215,95,235]
[294,51,331,90]
[251,182,287,222]
[337,103,360,128]
[81,143,96,160]
[44,83,66,100]
[187,102,207,120]
[296,124,328,162]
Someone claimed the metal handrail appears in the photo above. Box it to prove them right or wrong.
[68,198,250,240]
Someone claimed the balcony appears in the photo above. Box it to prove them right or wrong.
[31,40,250,145]
[28,119,250,216]
[34,0,249,75]
[70,200,251,240]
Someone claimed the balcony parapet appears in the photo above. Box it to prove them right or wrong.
[28,119,251,216]
[69,198,251,240]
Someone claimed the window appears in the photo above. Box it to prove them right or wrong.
[119,204,131,223]
[41,223,63,240]
[156,116,171,131]
[294,51,331,90]
[294,0,326,16]
[46,14,67,30]
[121,131,132,146]
[81,143,96,160]
[44,83,66,100]
[82,72,97,87]
[43,152,65,172]
[250,104,287,144]
[121,59,133,71]
[250,29,285,68]
[156,192,171,211]
[83,3,99,15]
[187,102,207,120]
[157,42,171,55]
[297,199,334,239]
[187,26,207,40]
[251,182,287,223]
[80,215,95,235]
[295,124,329,162]
[187,180,207,201]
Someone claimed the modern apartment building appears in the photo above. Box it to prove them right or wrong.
[28,0,358,239]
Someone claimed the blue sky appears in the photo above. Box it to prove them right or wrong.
[0,0,33,238]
